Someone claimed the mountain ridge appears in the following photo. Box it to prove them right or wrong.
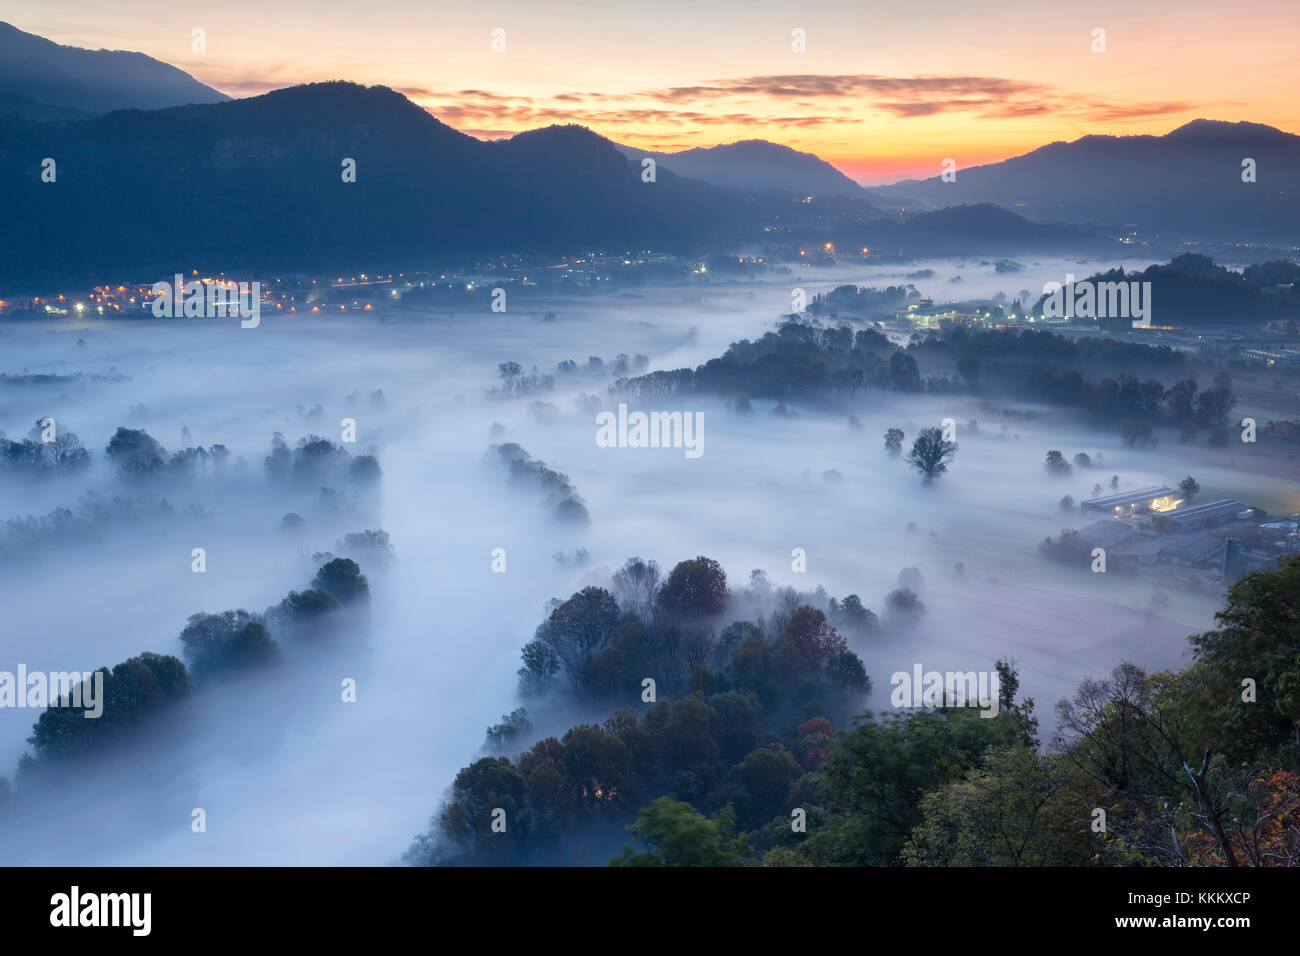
[0,20,229,114]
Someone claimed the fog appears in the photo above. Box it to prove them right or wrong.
[0,253,1233,864]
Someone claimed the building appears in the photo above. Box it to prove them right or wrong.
[1156,533,1225,567]
[1072,520,1138,551]
[1110,532,1224,569]
[1241,348,1300,368]
[1166,499,1247,534]
[1081,486,1176,514]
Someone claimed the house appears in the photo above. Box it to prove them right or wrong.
[1167,499,1247,534]
[1080,486,1176,514]
[1072,520,1138,551]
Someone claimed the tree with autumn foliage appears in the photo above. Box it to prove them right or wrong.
[1180,770,1300,867]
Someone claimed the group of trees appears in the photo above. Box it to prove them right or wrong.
[412,556,1300,866]
[606,318,1244,452]
[4,420,384,492]
[405,699,855,866]
[264,432,381,490]
[610,320,947,403]
[182,557,371,679]
[2,554,375,808]
[22,652,191,765]
[806,284,918,318]
[554,353,649,377]
[0,420,91,476]
[491,442,589,524]
[493,361,555,398]
[881,427,958,480]
[516,556,871,715]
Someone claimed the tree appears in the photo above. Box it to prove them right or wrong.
[884,427,904,455]
[536,586,622,690]
[1178,475,1200,500]
[265,588,342,639]
[884,587,926,623]
[105,427,166,477]
[278,512,305,535]
[907,427,957,480]
[1196,385,1236,427]
[774,605,847,676]
[518,639,561,697]
[1045,450,1070,473]
[658,557,729,618]
[1053,663,1205,865]
[350,455,382,487]
[560,724,632,810]
[825,650,871,695]
[1189,555,1300,758]
[901,745,1085,866]
[803,706,1027,866]
[311,557,370,605]
[1179,770,1300,867]
[732,744,804,827]
[34,424,90,473]
[611,557,661,619]
[1120,419,1155,448]
[26,653,190,761]
[437,756,527,862]
[178,610,280,678]
[292,436,348,486]
[497,361,524,395]
[830,594,877,633]
[610,797,747,866]
[1059,494,1075,510]
[485,709,533,749]
[1073,452,1091,467]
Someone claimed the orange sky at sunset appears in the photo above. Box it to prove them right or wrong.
[8,0,1298,183]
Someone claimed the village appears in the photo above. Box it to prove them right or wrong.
[1045,482,1300,589]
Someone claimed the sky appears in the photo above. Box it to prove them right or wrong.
[7,0,1300,183]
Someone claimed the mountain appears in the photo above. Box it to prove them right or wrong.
[0,83,781,288]
[617,139,867,198]
[0,20,228,115]
[871,119,1300,241]
[0,90,95,122]
[0,82,1104,290]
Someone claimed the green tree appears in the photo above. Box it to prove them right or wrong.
[610,797,748,866]
[264,588,342,639]
[773,605,847,678]
[658,556,729,617]
[1189,555,1300,761]
[804,704,1026,865]
[901,745,1088,866]
[178,610,280,679]
[907,427,957,480]
[536,586,622,692]
[26,653,191,761]
[311,557,370,605]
